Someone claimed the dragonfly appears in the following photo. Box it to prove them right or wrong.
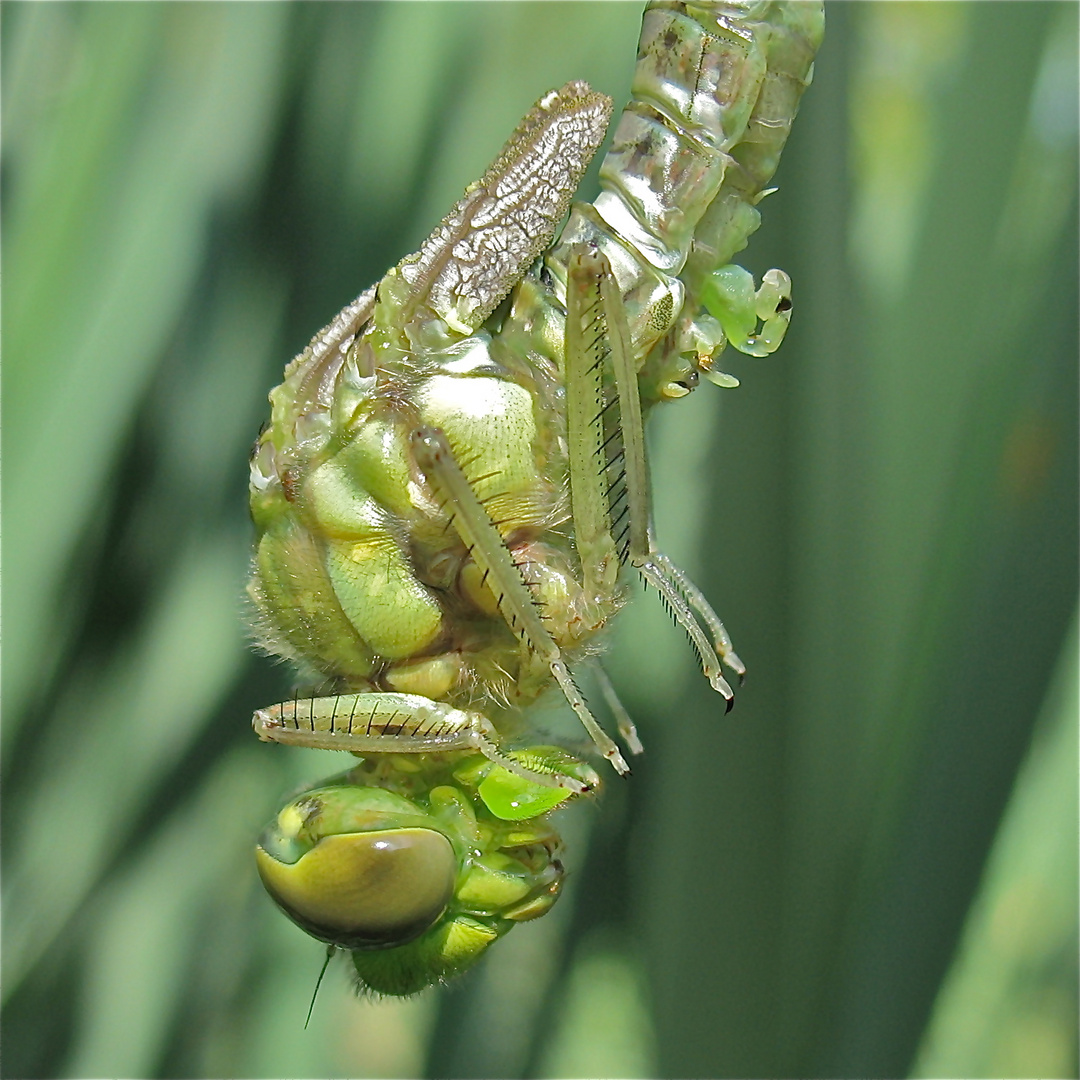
[248,0,824,996]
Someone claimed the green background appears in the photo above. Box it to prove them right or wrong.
[3,3,1077,1077]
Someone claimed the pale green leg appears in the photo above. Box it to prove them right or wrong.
[410,428,631,777]
[253,691,589,793]
[564,249,621,602]
[568,247,745,705]
[594,664,644,756]
[650,552,746,680]
[562,250,647,756]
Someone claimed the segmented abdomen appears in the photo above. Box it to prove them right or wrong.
[549,0,824,356]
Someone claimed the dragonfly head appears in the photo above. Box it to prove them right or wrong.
[256,786,457,951]
[256,749,594,994]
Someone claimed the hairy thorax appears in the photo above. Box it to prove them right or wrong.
[248,307,624,718]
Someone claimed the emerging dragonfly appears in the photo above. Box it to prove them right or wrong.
[249,0,823,995]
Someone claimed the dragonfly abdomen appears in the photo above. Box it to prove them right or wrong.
[549,1,823,369]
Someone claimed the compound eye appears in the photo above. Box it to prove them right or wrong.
[256,827,456,949]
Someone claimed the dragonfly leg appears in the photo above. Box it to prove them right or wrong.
[564,249,622,604]
[594,664,644,756]
[410,428,630,777]
[569,246,741,706]
[253,692,589,793]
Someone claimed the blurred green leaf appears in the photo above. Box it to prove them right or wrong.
[912,611,1078,1080]
[2,2,289,732]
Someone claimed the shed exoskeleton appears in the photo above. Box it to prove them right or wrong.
[249,2,823,993]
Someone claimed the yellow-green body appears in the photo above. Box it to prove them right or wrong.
[249,2,823,995]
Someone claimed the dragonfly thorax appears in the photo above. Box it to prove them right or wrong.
[248,318,624,715]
